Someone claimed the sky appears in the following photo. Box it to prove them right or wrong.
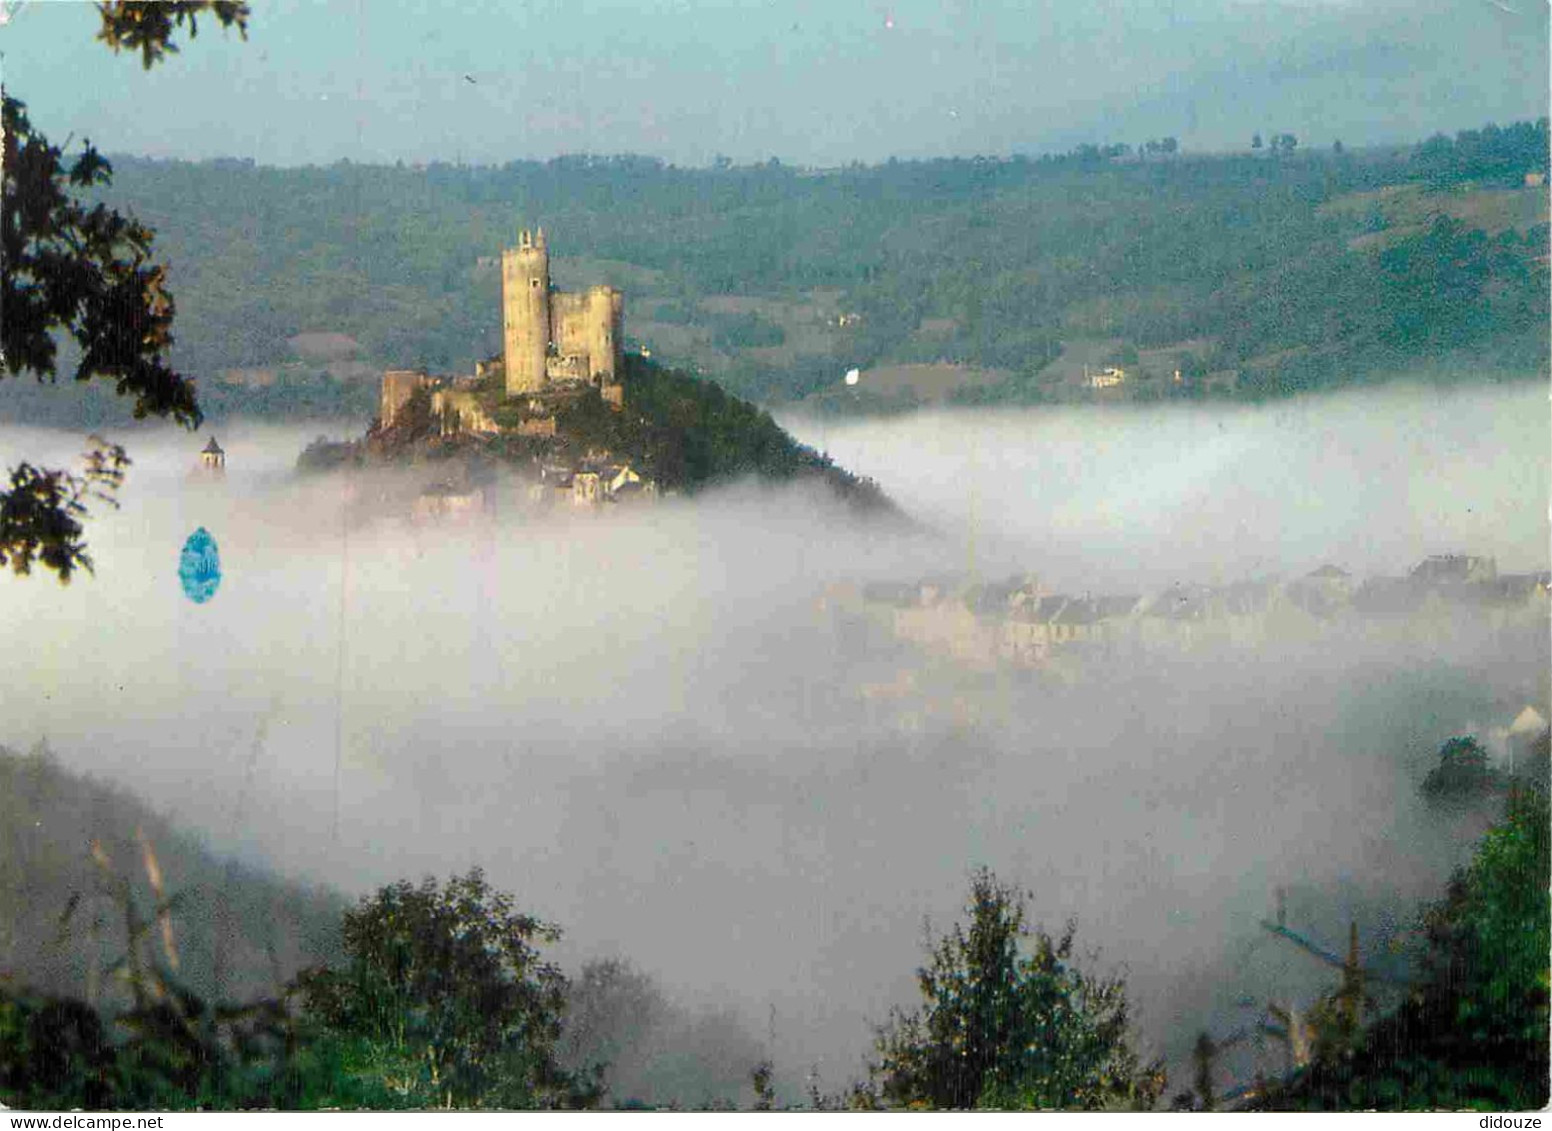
[1,0,1546,167]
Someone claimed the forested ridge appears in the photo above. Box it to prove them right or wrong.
[3,120,1544,427]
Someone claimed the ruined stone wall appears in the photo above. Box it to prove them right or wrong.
[551,292,591,360]
[431,389,500,436]
[546,353,589,382]
[545,286,622,383]
[516,415,557,437]
[380,369,432,428]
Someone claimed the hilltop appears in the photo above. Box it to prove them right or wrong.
[297,352,897,518]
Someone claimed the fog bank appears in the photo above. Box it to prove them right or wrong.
[2,382,1546,1096]
[781,381,1550,592]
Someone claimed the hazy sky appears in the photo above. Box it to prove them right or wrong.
[2,0,1545,167]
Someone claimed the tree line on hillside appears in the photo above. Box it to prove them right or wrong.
[1413,120,1550,190]
[561,355,891,508]
[46,117,1544,416]
[1,744,1545,1110]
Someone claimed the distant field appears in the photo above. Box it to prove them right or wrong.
[549,256,668,291]
[1326,183,1549,250]
[287,331,364,360]
[799,362,1011,407]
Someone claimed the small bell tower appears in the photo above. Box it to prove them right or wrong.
[199,436,226,475]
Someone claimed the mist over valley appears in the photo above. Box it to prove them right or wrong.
[2,0,1548,1106]
[4,379,1545,1100]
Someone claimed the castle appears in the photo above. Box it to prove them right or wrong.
[379,227,625,434]
[501,228,622,394]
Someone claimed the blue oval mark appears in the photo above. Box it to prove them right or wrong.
[179,527,222,604]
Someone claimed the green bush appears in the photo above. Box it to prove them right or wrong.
[1422,736,1501,801]
[870,868,1163,1110]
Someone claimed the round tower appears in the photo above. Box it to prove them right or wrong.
[585,285,622,383]
[502,227,551,396]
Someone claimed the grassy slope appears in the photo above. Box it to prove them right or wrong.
[0,744,345,1009]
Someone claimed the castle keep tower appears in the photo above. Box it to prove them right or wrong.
[503,227,551,396]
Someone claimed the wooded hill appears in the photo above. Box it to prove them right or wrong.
[2,119,1545,426]
[298,354,898,516]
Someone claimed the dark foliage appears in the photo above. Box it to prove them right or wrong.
[0,439,128,581]
[1260,787,1549,1110]
[0,804,368,1111]
[871,868,1163,1110]
[95,2,249,70]
[295,868,591,1109]
[1413,119,1551,189]
[1,98,195,426]
[1,2,248,582]
[534,355,893,510]
[1422,736,1502,801]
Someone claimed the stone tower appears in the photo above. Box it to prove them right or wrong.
[502,227,551,396]
[200,436,225,474]
[585,285,623,383]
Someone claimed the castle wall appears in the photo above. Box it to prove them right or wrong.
[431,389,500,436]
[551,292,591,360]
[516,415,557,437]
[545,287,622,385]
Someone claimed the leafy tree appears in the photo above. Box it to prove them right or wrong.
[94,1,250,68]
[1,2,246,581]
[556,955,770,1109]
[295,868,589,1109]
[1421,735,1500,801]
[1262,786,1549,1109]
[556,958,667,1103]
[871,868,1163,1110]
[1413,119,1550,188]
[0,436,129,580]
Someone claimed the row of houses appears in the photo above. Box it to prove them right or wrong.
[525,460,659,509]
[409,456,659,523]
[827,555,1549,670]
